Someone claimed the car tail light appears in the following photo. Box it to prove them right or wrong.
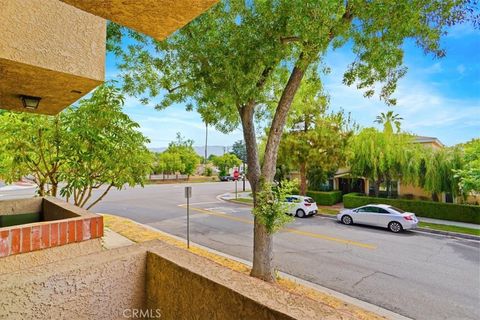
[403,215,413,221]
[304,203,312,206]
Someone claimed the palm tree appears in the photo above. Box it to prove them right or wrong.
[375,111,403,133]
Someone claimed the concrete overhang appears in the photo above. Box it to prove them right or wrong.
[0,0,105,115]
[60,0,218,41]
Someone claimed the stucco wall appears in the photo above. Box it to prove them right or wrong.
[0,238,101,275]
[1,240,363,319]
[399,183,431,199]
[146,244,342,320]
[0,0,105,114]
[0,0,105,80]
[0,243,149,319]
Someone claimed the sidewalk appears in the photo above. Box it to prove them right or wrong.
[419,217,480,229]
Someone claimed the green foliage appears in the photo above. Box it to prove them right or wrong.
[59,84,152,208]
[211,153,242,176]
[161,133,200,176]
[306,191,342,206]
[204,167,213,177]
[0,84,152,208]
[252,180,297,234]
[348,128,420,195]
[277,77,355,194]
[454,139,480,195]
[107,0,476,278]
[374,111,403,133]
[420,146,463,197]
[343,193,480,224]
[231,140,247,163]
[0,113,64,196]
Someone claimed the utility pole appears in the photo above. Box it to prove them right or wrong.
[204,122,208,173]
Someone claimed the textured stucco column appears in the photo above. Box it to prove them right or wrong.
[0,0,105,114]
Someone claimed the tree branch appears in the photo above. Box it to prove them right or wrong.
[86,183,114,210]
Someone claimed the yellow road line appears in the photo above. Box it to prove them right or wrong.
[282,228,376,249]
[178,204,376,250]
[179,204,253,224]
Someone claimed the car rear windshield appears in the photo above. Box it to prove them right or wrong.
[304,197,315,203]
[388,206,405,213]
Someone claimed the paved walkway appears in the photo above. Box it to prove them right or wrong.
[419,217,480,229]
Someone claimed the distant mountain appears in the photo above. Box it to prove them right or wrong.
[150,145,230,157]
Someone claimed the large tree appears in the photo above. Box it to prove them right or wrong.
[375,111,403,133]
[348,128,420,197]
[277,77,354,195]
[108,0,475,281]
[162,133,201,179]
[211,153,242,177]
[455,139,480,197]
[59,85,152,209]
[0,84,152,209]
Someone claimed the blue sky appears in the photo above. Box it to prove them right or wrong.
[106,23,480,148]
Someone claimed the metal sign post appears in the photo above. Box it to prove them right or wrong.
[184,186,192,249]
[233,169,239,199]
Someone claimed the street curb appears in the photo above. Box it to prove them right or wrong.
[414,228,480,241]
[115,216,411,320]
[315,213,480,241]
[220,196,480,241]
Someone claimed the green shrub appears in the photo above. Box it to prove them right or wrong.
[204,167,213,176]
[343,193,480,224]
[307,191,343,206]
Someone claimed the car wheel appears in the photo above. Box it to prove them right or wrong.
[296,209,305,218]
[341,215,353,225]
[388,221,403,233]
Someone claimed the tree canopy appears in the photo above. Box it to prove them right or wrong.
[0,84,152,209]
[211,153,242,176]
[107,0,476,281]
[455,139,480,196]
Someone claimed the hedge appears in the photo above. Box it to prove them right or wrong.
[343,193,480,224]
[307,191,343,206]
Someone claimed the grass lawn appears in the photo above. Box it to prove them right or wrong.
[419,222,480,236]
[319,208,339,215]
[231,197,253,204]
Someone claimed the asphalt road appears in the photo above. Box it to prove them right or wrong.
[92,182,480,320]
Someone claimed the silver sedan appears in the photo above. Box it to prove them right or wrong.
[337,204,418,233]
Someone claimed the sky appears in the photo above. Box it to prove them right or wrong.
[105,22,480,148]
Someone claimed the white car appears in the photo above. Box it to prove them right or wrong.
[284,195,318,218]
[337,204,418,233]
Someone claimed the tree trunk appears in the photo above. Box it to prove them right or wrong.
[50,181,58,197]
[262,65,305,179]
[247,62,307,282]
[374,180,381,197]
[299,161,307,196]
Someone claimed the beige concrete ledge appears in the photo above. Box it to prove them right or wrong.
[0,0,105,114]
[0,240,373,319]
[61,0,217,40]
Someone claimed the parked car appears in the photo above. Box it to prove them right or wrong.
[284,195,318,218]
[337,204,418,233]
[219,175,234,181]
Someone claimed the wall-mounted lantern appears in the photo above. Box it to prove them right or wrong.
[0,0,105,115]
[20,95,41,110]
